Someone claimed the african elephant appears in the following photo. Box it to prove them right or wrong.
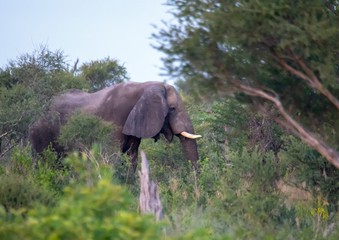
[29,81,201,172]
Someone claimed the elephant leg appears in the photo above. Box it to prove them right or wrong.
[122,135,141,173]
[121,135,132,153]
[127,137,141,173]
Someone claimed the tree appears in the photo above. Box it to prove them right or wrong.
[80,57,129,92]
[154,0,339,168]
[0,46,88,158]
[0,46,130,159]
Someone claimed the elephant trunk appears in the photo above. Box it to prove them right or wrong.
[178,135,199,172]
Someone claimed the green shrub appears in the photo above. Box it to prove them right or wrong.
[281,135,339,210]
[58,112,116,153]
[34,148,71,193]
[64,145,114,186]
[2,96,338,239]
[0,178,163,240]
[138,98,339,239]
[7,146,33,175]
[0,174,56,211]
[0,148,163,239]
[0,147,60,211]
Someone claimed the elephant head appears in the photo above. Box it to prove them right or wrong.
[29,81,201,172]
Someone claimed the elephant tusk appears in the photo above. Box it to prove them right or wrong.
[180,131,202,139]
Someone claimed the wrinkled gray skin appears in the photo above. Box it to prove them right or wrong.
[29,81,199,172]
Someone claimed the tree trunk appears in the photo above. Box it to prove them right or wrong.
[138,151,163,221]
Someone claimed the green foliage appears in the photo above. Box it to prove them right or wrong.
[155,0,339,166]
[0,147,150,239]
[0,173,56,212]
[0,147,57,211]
[64,145,115,186]
[1,40,339,239]
[156,0,339,98]
[80,57,129,92]
[281,135,339,211]
[207,99,249,151]
[1,127,339,239]
[0,46,129,161]
[58,112,116,153]
[34,147,71,192]
[0,179,163,240]
[138,96,339,239]
[0,46,88,162]
[0,147,214,240]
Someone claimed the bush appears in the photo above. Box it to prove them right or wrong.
[0,147,162,239]
[281,135,339,211]
[34,147,71,192]
[0,174,56,212]
[58,112,116,153]
[0,147,58,211]
[139,98,339,239]
[0,179,163,240]
[1,93,338,239]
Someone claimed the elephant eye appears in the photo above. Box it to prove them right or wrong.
[169,107,175,112]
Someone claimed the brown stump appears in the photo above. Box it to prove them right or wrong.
[138,151,163,221]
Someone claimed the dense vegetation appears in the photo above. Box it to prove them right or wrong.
[1,1,339,239]
[154,0,339,167]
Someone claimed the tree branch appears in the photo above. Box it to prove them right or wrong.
[235,82,339,168]
[278,54,339,109]
[0,130,12,139]
[294,55,339,109]
[0,143,16,159]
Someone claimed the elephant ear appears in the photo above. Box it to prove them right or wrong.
[122,86,168,138]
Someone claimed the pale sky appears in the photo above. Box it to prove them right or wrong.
[0,0,173,83]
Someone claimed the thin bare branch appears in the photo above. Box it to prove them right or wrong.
[0,143,16,159]
[0,130,12,139]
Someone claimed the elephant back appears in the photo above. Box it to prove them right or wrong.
[50,90,92,123]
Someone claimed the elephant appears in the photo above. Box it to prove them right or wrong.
[29,81,201,173]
